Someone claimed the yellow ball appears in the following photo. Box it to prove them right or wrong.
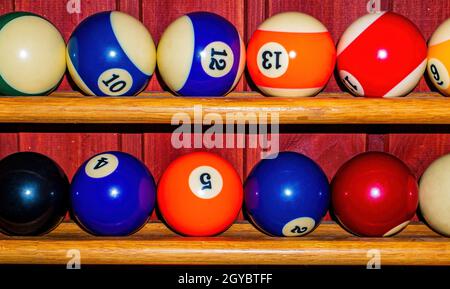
[427,18,450,96]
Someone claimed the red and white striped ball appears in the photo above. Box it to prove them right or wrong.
[337,12,427,98]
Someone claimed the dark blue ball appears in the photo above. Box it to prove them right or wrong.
[244,152,330,237]
[71,151,156,236]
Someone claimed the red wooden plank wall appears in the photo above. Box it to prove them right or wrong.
[0,0,449,223]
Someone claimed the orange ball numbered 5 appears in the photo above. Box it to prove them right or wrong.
[157,152,243,236]
[247,12,336,97]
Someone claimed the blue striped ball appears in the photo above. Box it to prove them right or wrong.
[67,11,156,96]
[157,12,245,96]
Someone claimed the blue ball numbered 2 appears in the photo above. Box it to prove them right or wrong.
[244,152,330,237]
[157,12,246,96]
[67,11,156,96]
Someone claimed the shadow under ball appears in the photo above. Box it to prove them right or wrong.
[0,152,69,236]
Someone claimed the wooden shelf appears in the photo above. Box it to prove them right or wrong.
[0,222,449,265]
[0,92,449,125]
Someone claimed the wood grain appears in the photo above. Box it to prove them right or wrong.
[0,93,448,124]
[0,222,448,265]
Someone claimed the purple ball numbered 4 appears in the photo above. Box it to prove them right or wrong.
[71,151,156,236]
[157,12,246,96]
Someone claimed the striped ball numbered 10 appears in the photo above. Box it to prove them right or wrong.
[67,11,156,96]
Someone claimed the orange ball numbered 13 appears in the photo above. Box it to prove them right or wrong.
[247,12,336,97]
[157,152,243,236]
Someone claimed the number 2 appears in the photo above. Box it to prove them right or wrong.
[291,225,307,234]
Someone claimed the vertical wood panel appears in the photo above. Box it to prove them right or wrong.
[118,0,140,18]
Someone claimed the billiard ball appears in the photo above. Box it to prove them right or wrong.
[0,12,66,95]
[332,152,418,237]
[67,11,156,96]
[419,154,450,236]
[427,18,450,96]
[157,12,245,96]
[71,151,156,236]
[244,152,330,237]
[157,152,243,236]
[337,12,427,98]
[0,152,69,236]
[247,12,336,97]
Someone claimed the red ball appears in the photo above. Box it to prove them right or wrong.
[331,152,418,237]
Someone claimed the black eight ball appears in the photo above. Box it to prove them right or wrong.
[0,152,69,236]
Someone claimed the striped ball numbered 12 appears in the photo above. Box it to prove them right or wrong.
[0,12,66,96]
[247,12,336,97]
[67,11,156,96]
[427,18,450,96]
[337,12,427,98]
[157,12,245,96]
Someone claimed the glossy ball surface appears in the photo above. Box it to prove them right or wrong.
[244,152,330,237]
[337,12,427,98]
[247,12,336,97]
[332,152,418,237]
[427,18,450,96]
[0,12,66,95]
[157,12,245,96]
[419,154,450,236]
[67,11,156,96]
[71,151,156,236]
[0,152,69,236]
[157,152,243,236]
